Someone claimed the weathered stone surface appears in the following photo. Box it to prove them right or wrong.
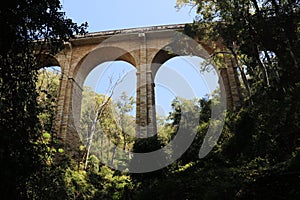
[46,24,242,152]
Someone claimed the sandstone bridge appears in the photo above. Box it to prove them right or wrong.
[39,23,242,152]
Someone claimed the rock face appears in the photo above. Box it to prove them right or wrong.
[44,24,242,154]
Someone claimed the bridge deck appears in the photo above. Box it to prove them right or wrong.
[74,23,188,38]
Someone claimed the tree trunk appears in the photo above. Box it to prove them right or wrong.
[255,46,270,86]
[230,47,251,98]
[84,110,99,169]
[110,145,117,166]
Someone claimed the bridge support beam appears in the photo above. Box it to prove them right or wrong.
[136,33,157,138]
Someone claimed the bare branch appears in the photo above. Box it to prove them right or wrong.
[83,71,127,169]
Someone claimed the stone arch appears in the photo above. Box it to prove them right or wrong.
[151,49,177,78]
[36,54,60,69]
[150,39,242,110]
[148,42,215,130]
[51,24,243,154]
[150,41,211,79]
[35,53,64,101]
[71,46,137,132]
[35,54,63,137]
[73,46,136,88]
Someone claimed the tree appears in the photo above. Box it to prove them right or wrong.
[174,0,300,198]
[80,88,136,169]
[114,92,135,152]
[189,0,300,156]
[36,67,61,134]
[184,0,299,90]
[80,87,116,169]
[0,0,87,198]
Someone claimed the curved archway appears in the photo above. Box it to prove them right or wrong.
[154,56,219,117]
[36,54,60,69]
[50,25,242,163]
[84,61,137,100]
[36,64,62,134]
[71,47,137,133]
[150,40,210,77]
[80,61,137,164]
[151,49,178,78]
[73,46,136,88]
[150,40,221,133]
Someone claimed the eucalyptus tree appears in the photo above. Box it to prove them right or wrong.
[178,0,299,94]
[80,87,118,169]
[80,88,136,168]
[114,92,135,152]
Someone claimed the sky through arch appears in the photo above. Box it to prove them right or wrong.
[84,61,137,115]
[62,0,218,118]
[83,57,219,117]
[154,56,219,117]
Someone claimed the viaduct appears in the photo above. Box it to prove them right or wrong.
[40,23,242,152]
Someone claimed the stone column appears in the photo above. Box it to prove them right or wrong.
[146,71,157,136]
[53,42,82,155]
[135,32,157,138]
[222,56,243,110]
[53,43,73,141]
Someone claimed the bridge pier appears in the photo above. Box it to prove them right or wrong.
[136,33,157,138]
[49,24,242,154]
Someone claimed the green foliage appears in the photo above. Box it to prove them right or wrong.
[36,67,61,133]
[0,0,87,198]
[1,0,299,199]
[25,149,135,200]
[134,1,300,197]
[95,165,134,200]
[152,1,300,199]
[80,87,136,168]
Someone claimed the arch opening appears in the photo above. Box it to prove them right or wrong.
[36,54,60,69]
[152,55,219,132]
[73,47,136,88]
[78,60,137,165]
[36,65,62,135]
[72,46,137,130]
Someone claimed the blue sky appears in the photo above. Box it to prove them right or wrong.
[84,57,219,117]
[61,0,197,32]
[61,1,219,117]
